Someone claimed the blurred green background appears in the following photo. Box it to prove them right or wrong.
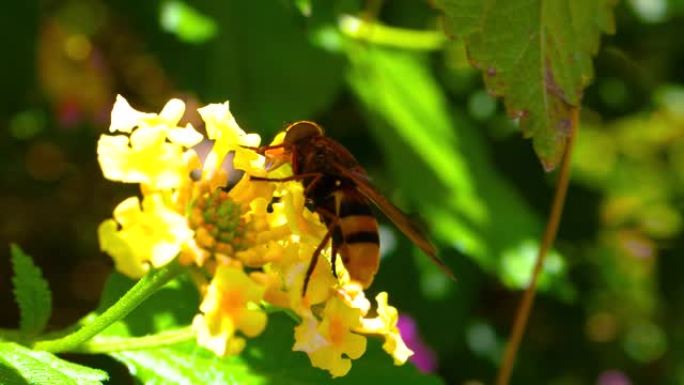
[2,0,684,384]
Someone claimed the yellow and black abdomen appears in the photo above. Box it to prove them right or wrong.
[296,141,381,289]
[330,189,380,288]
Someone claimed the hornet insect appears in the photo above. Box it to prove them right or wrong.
[249,121,454,295]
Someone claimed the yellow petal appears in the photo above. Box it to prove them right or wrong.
[233,147,267,174]
[340,331,366,360]
[111,196,142,228]
[337,283,371,317]
[309,348,352,378]
[293,315,329,353]
[197,101,261,173]
[129,124,167,150]
[193,314,231,356]
[97,135,135,183]
[237,309,267,337]
[384,333,414,365]
[167,124,204,147]
[109,95,154,133]
[98,218,148,278]
[157,98,185,126]
[100,194,193,278]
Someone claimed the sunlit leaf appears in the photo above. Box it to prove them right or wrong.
[435,0,617,169]
[0,342,108,385]
[111,314,444,385]
[159,0,217,43]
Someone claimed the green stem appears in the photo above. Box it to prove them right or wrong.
[339,14,446,51]
[70,326,195,354]
[33,261,184,353]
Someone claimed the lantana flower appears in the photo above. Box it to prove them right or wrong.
[293,296,367,377]
[192,264,267,356]
[97,95,413,376]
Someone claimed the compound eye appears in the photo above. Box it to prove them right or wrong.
[284,121,324,144]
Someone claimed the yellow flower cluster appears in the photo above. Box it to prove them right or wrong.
[97,96,413,377]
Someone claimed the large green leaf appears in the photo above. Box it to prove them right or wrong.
[0,342,107,385]
[202,0,345,134]
[111,314,444,385]
[97,271,443,384]
[435,0,616,169]
[10,244,52,336]
[346,44,570,295]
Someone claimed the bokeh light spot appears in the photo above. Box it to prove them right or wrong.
[586,312,618,343]
[25,141,67,182]
[10,109,46,140]
[465,321,498,358]
[64,34,92,61]
[378,225,397,259]
[501,239,565,290]
[622,322,667,363]
[597,369,632,385]
[628,0,668,23]
[467,90,497,121]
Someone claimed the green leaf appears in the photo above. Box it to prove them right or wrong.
[203,0,345,134]
[10,244,52,336]
[435,0,617,170]
[111,313,444,385]
[346,45,571,295]
[0,342,108,385]
[159,0,217,43]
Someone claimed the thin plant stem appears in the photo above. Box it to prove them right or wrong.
[70,326,195,354]
[495,109,580,385]
[339,15,445,51]
[33,261,184,353]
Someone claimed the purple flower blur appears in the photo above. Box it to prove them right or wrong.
[398,314,437,373]
[597,370,632,385]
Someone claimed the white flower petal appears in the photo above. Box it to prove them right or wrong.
[159,98,186,126]
[109,95,154,133]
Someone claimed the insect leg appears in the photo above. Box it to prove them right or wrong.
[302,219,338,297]
[307,206,341,279]
[250,172,322,183]
[240,143,285,154]
[330,241,340,279]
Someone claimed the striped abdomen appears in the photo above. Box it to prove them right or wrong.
[327,189,380,288]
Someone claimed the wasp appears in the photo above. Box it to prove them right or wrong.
[250,121,454,295]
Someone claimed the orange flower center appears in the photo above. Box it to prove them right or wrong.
[220,289,245,318]
[328,316,346,346]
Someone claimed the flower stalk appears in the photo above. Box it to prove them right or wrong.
[69,326,195,354]
[33,261,183,353]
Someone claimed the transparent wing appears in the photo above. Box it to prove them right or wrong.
[334,164,456,281]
